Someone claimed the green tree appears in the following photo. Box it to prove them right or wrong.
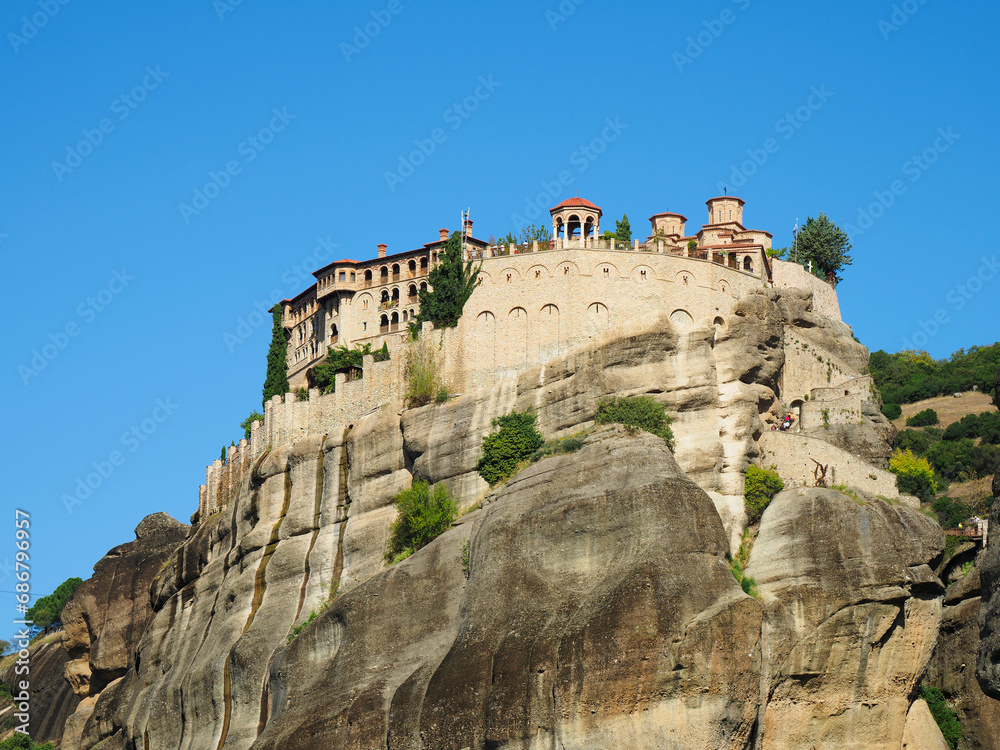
[744,466,785,523]
[262,304,289,406]
[385,482,457,563]
[0,733,55,750]
[417,231,481,328]
[26,577,83,630]
[477,410,545,486]
[241,411,264,440]
[889,449,940,502]
[995,367,999,410]
[907,408,939,427]
[614,214,632,245]
[794,213,853,285]
[0,640,10,658]
[519,224,551,244]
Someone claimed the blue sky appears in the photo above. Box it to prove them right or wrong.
[2,0,998,629]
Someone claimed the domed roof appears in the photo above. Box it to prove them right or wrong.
[551,197,602,214]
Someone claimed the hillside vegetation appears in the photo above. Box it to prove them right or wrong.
[870,344,1000,412]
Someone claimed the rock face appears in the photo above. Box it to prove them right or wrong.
[926,565,1000,750]
[746,488,946,749]
[60,287,905,750]
[978,472,1000,699]
[255,428,762,749]
[61,512,189,700]
[0,636,79,744]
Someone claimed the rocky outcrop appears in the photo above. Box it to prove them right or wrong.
[926,564,1000,749]
[747,488,946,749]
[0,636,79,745]
[978,472,1000,699]
[255,428,762,749]
[61,513,188,700]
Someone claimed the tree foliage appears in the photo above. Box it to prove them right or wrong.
[744,466,785,523]
[26,577,83,630]
[417,231,481,328]
[476,410,545,486]
[241,411,264,441]
[0,733,55,750]
[309,343,374,393]
[889,449,940,502]
[793,212,853,284]
[262,304,290,406]
[882,403,902,420]
[385,481,457,563]
[614,214,631,244]
[919,685,961,749]
[906,408,939,427]
[594,396,675,450]
[870,344,1000,405]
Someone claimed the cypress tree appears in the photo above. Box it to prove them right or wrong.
[417,231,481,328]
[615,214,631,244]
[262,304,290,405]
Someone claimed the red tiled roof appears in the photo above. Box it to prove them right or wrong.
[552,197,602,212]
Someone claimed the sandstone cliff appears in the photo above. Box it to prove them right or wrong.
[977,473,1000,700]
[50,284,988,749]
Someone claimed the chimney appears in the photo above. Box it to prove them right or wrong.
[377,243,387,258]
[438,228,449,241]
[463,218,473,236]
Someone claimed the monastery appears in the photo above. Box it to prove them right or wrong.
[279,195,837,391]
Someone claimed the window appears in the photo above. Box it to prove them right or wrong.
[339,271,346,282]
[350,272,355,282]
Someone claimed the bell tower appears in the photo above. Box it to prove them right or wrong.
[550,197,602,244]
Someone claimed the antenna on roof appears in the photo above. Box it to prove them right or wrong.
[724,187,727,195]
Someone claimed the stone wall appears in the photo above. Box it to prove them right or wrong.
[771,259,842,321]
[759,430,901,498]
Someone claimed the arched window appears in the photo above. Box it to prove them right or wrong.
[419,281,428,292]
[391,287,400,301]
[392,264,400,279]
[420,257,428,271]
[364,269,373,286]
[330,324,338,343]
[390,311,399,331]
[743,256,753,272]
[408,284,418,300]
[380,314,389,333]
[408,259,417,276]
[380,266,389,281]
[381,290,389,303]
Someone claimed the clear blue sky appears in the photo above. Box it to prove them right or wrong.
[2,0,998,628]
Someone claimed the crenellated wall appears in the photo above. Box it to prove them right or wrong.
[771,259,842,321]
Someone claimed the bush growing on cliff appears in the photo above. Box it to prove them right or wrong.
[906,408,939,427]
[595,396,675,450]
[889,449,940,502]
[919,685,961,749]
[310,343,374,394]
[477,410,545,486]
[404,336,447,407]
[744,466,784,524]
[386,482,457,563]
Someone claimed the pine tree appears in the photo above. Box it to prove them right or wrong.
[417,231,481,328]
[615,214,631,244]
[794,213,853,285]
[262,304,290,405]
